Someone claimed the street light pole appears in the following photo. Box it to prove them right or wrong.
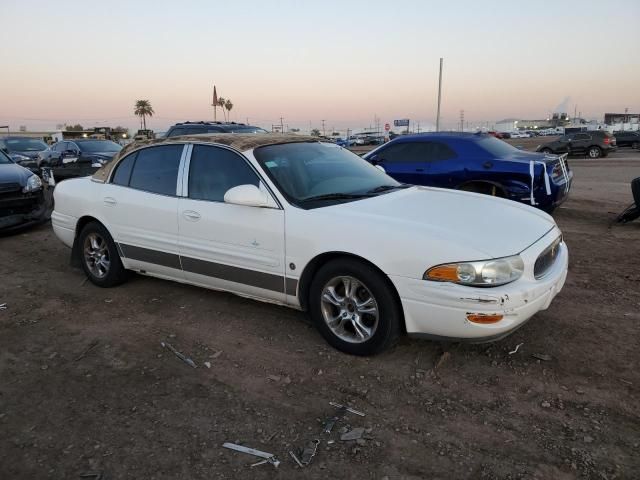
[436,57,443,132]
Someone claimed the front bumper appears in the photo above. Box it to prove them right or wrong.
[0,187,52,232]
[390,229,568,341]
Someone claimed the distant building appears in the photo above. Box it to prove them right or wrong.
[604,112,639,125]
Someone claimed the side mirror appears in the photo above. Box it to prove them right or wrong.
[224,184,269,207]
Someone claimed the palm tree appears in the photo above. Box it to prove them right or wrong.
[217,97,226,121]
[134,100,154,130]
[224,99,234,122]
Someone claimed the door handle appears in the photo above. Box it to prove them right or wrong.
[103,197,117,206]
[183,210,201,221]
[483,161,493,169]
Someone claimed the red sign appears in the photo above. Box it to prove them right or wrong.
[384,123,390,131]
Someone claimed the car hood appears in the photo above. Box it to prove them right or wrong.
[0,162,33,186]
[10,150,42,159]
[324,186,555,258]
[82,151,118,158]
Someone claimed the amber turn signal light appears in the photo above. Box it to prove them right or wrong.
[425,265,459,282]
[466,313,504,324]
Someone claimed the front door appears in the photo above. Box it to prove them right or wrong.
[372,142,432,185]
[177,144,286,303]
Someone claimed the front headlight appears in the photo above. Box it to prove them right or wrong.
[12,154,30,162]
[424,255,524,287]
[23,174,43,193]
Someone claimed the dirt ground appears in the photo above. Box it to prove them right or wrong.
[1,151,639,480]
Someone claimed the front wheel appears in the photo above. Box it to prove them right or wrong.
[78,221,128,287]
[588,146,602,158]
[309,259,401,356]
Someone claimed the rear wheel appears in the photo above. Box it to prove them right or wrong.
[632,141,639,149]
[540,148,553,154]
[309,259,401,356]
[78,221,128,287]
[588,146,602,158]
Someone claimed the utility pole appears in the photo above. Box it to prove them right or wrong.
[460,110,464,132]
[280,117,284,133]
[436,57,443,132]
[321,119,326,137]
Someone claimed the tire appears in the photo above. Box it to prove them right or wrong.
[309,258,401,356]
[540,148,553,154]
[587,146,602,159]
[77,221,128,287]
[459,182,504,197]
[632,142,639,149]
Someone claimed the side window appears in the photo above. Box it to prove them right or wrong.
[129,145,183,196]
[426,142,457,162]
[379,143,431,164]
[168,127,185,137]
[574,133,590,140]
[111,152,137,186]
[68,142,79,152]
[53,142,67,152]
[188,145,259,202]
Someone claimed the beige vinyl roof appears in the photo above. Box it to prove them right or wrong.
[92,133,321,183]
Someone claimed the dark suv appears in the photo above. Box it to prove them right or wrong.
[165,121,268,137]
[613,131,640,149]
[536,131,616,158]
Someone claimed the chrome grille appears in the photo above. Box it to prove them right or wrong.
[534,236,562,279]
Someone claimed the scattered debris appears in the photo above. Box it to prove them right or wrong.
[341,427,365,441]
[211,350,223,359]
[74,340,99,362]
[541,401,551,408]
[79,472,106,480]
[299,439,320,465]
[204,361,211,369]
[329,402,365,417]
[267,375,281,382]
[289,450,304,468]
[532,353,552,361]
[78,276,89,287]
[509,343,524,355]
[160,341,197,368]
[222,442,279,468]
[0,303,7,310]
[434,351,451,369]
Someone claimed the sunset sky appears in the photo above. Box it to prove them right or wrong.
[1,0,639,133]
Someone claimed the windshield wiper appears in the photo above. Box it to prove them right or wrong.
[300,192,374,203]
[366,184,411,194]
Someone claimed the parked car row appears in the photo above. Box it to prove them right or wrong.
[51,133,568,356]
[536,131,617,158]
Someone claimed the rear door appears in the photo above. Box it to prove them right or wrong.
[177,144,286,303]
[370,142,432,185]
[100,144,185,279]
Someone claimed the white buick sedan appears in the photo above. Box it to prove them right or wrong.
[52,134,568,355]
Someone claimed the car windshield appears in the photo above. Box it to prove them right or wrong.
[4,138,48,151]
[254,142,403,208]
[475,136,522,157]
[77,140,122,153]
[0,150,13,164]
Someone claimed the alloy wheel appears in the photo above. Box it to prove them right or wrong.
[320,276,379,344]
[83,232,110,278]
[588,147,601,158]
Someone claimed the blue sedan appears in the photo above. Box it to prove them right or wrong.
[363,133,573,212]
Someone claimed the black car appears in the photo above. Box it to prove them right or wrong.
[0,136,49,172]
[38,139,122,180]
[165,121,268,137]
[613,131,640,148]
[0,149,50,232]
[536,130,616,158]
